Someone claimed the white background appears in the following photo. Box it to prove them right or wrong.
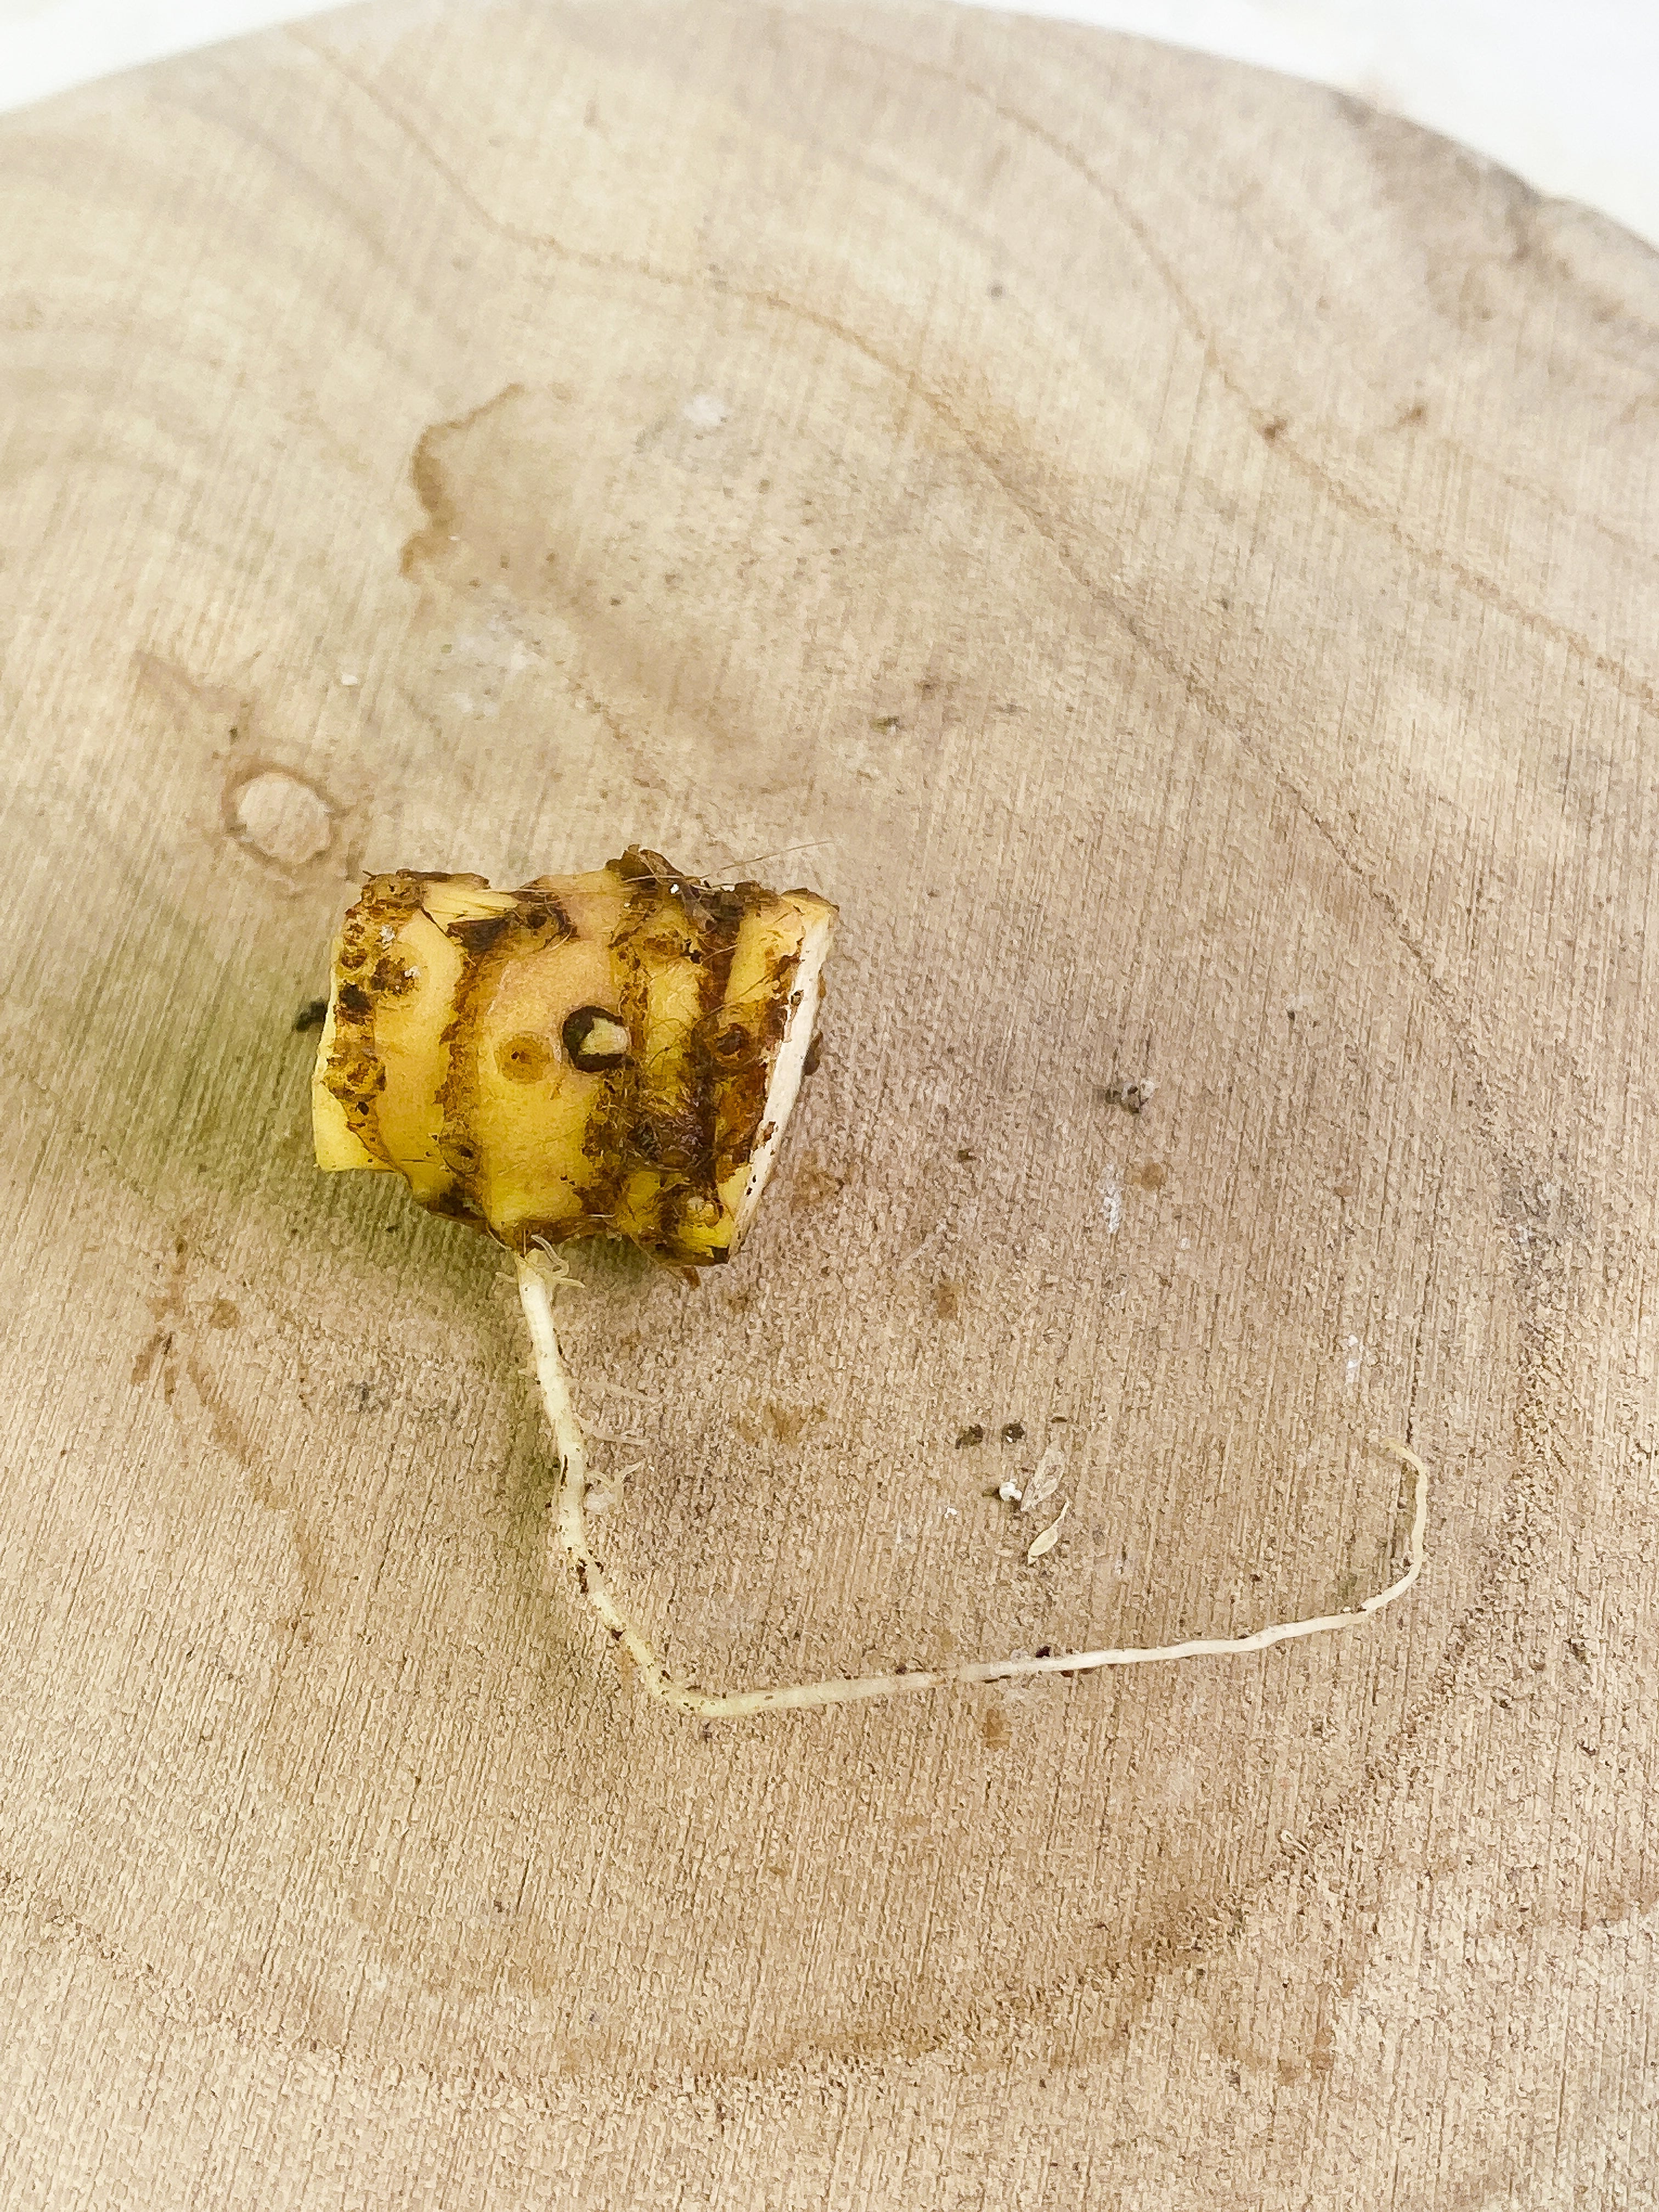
[1,0,1656,249]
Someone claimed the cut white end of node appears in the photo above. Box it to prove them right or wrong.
[732,910,834,1243]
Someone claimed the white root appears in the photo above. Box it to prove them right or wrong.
[517,1253,1429,1722]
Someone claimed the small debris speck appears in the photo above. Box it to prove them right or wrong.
[292,997,329,1032]
[997,1480,1023,1503]
[1099,1079,1156,1116]
[1027,1503,1069,1561]
[1100,1169,1124,1234]
[1000,1421,1025,1444]
[1020,1441,1064,1514]
[955,1424,985,1448]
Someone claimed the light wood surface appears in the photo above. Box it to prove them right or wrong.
[2,3,1656,2204]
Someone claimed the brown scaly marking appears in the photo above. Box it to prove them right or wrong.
[567,851,660,1239]
[710,943,803,1189]
[320,871,438,1164]
[576,850,732,1257]
[435,886,573,1226]
[608,849,767,1262]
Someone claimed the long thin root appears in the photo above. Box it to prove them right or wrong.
[517,1253,1429,1721]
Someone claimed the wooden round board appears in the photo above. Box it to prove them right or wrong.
[2,3,1656,2203]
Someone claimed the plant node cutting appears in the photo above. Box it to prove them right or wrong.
[314,847,1427,1719]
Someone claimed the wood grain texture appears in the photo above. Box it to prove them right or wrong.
[2,3,1656,2204]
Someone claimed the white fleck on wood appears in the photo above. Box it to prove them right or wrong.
[1020,1440,1065,1513]
[1026,1503,1069,1562]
